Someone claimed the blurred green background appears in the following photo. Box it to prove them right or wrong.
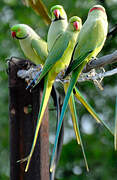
[0,0,117,179]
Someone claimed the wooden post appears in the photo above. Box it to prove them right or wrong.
[8,57,49,180]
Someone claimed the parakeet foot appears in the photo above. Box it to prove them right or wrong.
[57,69,66,80]
[17,156,29,163]
[26,71,41,90]
[17,155,32,172]
[91,56,98,61]
[91,68,105,90]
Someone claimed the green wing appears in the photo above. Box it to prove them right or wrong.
[31,39,48,64]
[34,33,71,85]
[64,50,93,77]
[74,18,106,59]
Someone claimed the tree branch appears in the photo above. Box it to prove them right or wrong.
[54,67,117,84]
[79,68,117,82]
[83,50,117,73]
[16,50,117,90]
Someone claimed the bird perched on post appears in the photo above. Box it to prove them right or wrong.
[47,5,68,179]
[11,24,48,65]
[50,4,114,172]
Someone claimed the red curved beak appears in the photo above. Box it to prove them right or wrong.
[11,31,16,38]
[53,9,60,19]
[73,21,79,30]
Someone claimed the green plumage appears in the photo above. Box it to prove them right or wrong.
[50,5,113,172]
[11,24,48,65]
[47,5,68,52]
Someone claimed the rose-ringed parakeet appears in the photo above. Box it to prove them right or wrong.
[47,5,68,179]
[50,5,114,172]
[19,16,82,172]
[11,24,48,65]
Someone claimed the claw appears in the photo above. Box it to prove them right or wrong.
[17,156,29,163]
[26,66,43,90]
[17,155,32,172]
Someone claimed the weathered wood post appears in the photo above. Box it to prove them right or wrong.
[8,57,49,180]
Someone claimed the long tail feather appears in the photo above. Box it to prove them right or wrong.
[74,87,100,123]
[64,82,80,144]
[64,82,89,171]
[64,50,92,78]
[24,75,53,172]
[26,71,41,90]
[114,96,117,150]
[74,87,114,135]
[50,118,64,180]
[51,86,60,121]
[50,88,64,180]
[50,66,83,172]
[71,92,89,171]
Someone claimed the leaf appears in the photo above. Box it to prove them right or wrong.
[22,0,51,25]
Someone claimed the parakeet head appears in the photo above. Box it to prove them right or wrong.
[68,16,82,32]
[88,5,106,17]
[50,5,67,21]
[11,24,30,39]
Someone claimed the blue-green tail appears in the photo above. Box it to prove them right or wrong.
[74,87,114,135]
[50,64,83,172]
[70,92,89,171]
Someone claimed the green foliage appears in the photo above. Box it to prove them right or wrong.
[0,0,117,179]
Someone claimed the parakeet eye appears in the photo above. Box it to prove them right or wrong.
[73,21,79,30]
[53,9,60,18]
[89,7,105,13]
[11,31,16,38]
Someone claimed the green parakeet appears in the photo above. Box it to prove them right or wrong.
[47,5,68,52]
[47,5,68,179]
[11,24,48,65]
[20,16,82,172]
[50,5,114,172]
